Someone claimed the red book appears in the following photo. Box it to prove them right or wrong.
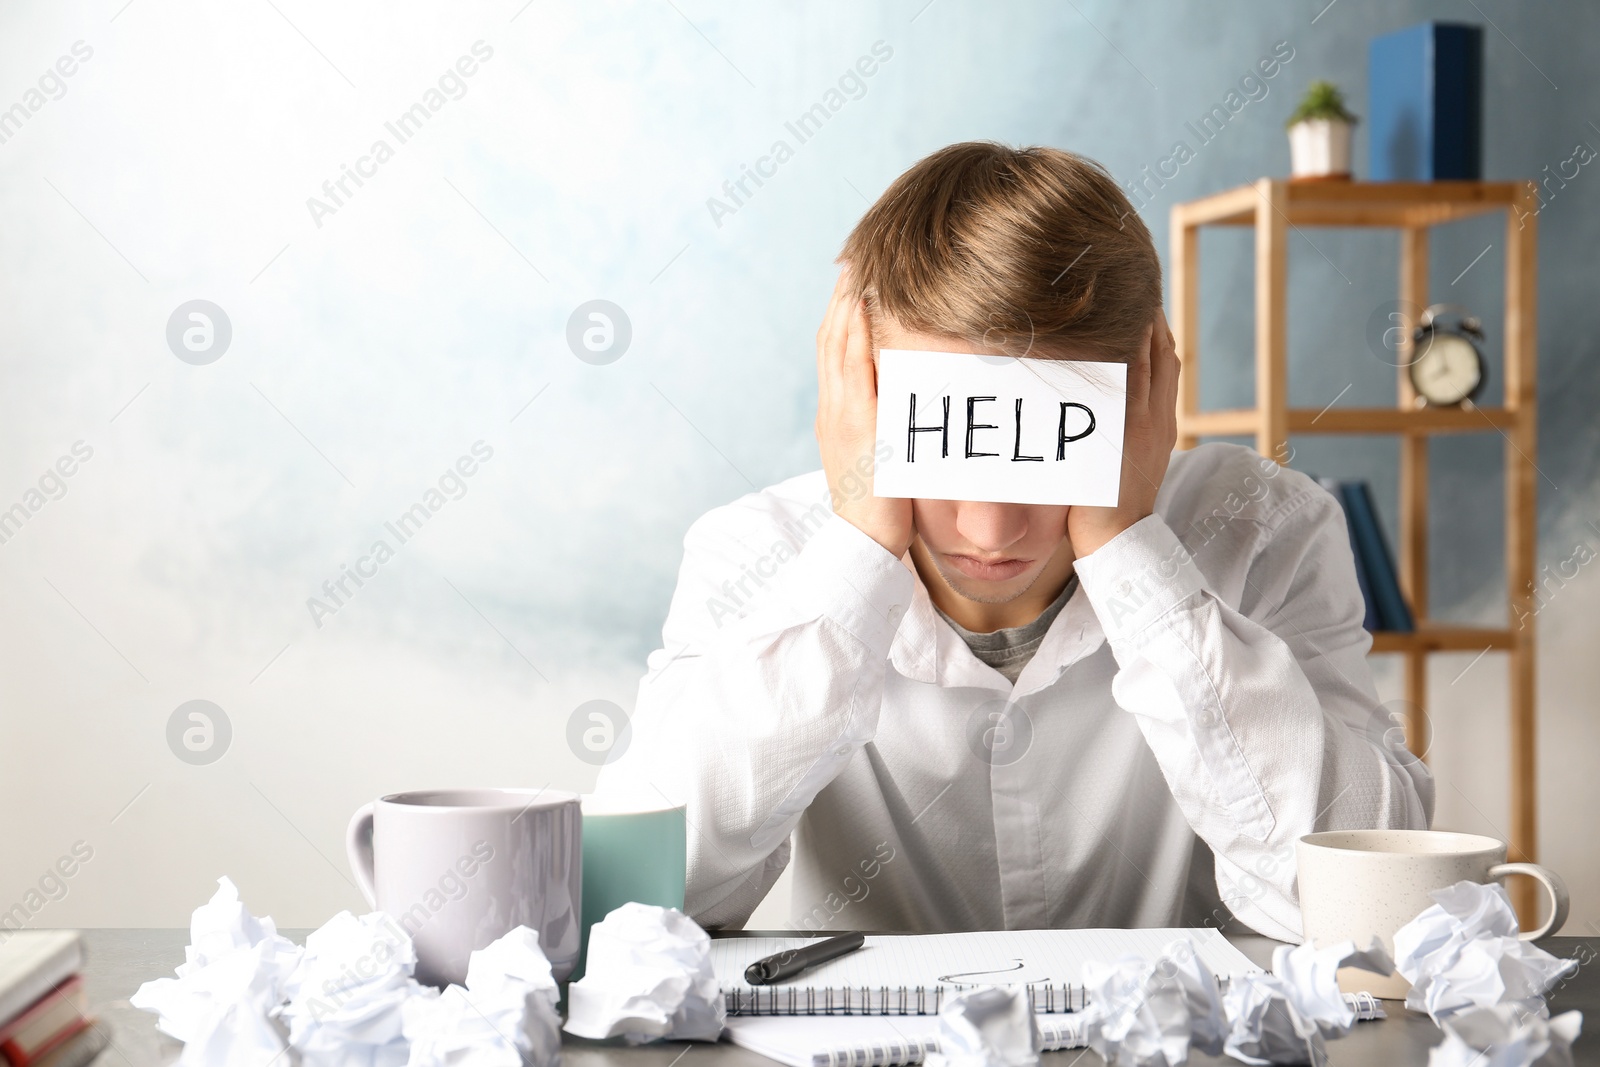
[0,933,84,1031]
[0,977,88,1067]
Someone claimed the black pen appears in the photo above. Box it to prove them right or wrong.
[744,932,866,985]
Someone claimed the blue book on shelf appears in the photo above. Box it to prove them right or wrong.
[1316,477,1380,633]
[1368,21,1483,180]
[1340,481,1415,632]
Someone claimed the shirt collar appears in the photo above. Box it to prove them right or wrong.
[1011,578,1107,696]
[888,556,1107,694]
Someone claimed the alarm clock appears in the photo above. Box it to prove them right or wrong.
[1409,304,1486,407]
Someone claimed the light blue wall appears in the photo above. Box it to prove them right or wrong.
[1,0,1594,924]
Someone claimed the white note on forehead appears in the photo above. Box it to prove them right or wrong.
[873,349,1128,506]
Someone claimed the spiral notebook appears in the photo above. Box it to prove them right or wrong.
[723,996,1384,1067]
[708,928,1259,1017]
[722,1011,1092,1067]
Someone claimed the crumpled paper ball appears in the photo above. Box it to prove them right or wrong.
[1222,938,1395,1066]
[279,909,432,1067]
[1394,880,1578,1023]
[403,926,564,1067]
[923,986,1041,1067]
[130,877,303,1066]
[1078,938,1226,1067]
[134,879,568,1067]
[562,903,726,1043]
[1428,1004,1583,1067]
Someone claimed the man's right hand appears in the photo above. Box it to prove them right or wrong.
[815,268,914,559]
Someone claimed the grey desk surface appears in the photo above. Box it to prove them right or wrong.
[71,929,1600,1066]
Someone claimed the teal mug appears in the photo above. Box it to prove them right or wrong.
[573,794,688,981]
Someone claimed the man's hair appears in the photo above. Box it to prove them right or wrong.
[839,142,1161,361]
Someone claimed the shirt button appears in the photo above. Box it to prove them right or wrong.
[1117,580,1132,595]
[1198,711,1217,727]
[887,605,904,625]
[834,745,851,757]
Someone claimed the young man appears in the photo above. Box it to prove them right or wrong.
[596,142,1434,942]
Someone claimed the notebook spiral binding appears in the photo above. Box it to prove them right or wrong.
[822,1037,940,1067]
[1344,991,1386,1021]
[723,985,1382,1022]
[723,983,1088,1016]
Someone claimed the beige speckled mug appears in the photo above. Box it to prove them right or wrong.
[1296,829,1569,999]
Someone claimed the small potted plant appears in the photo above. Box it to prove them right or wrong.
[1286,80,1358,180]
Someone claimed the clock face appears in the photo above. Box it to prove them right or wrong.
[1410,332,1483,406]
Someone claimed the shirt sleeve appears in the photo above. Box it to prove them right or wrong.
[594,504,917,928]
[1072,493,1436,942]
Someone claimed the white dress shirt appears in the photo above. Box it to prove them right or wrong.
[595,442,1435,942]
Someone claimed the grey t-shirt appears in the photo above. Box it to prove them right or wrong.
[933,575,1078,684]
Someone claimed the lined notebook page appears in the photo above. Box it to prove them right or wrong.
[713,928,1257,993]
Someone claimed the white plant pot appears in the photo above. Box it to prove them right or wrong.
[1288,118,1352,179]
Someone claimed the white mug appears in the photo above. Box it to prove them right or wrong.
[346,787,582,987]
[1296,828,1569,999]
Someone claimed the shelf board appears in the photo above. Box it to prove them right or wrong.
[1368,625,1515,654]
[1168,173,1541,920]
[1173,179,1526,229]
[1179,405,1518,437]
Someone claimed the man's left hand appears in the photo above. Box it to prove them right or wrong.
[1067,308,1180,557]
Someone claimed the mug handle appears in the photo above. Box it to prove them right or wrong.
[346,802,379,908]
[1489,862,1569,940]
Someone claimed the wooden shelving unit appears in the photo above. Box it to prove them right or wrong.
[1169,179,1541,920]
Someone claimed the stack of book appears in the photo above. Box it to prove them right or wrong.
[0,931,107,1067]
[1315,477,1416,633]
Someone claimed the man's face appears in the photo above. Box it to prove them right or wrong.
[872,317,1076,608]
[910,496,1072,605]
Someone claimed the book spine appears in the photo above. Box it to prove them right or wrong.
[0,934,85,1030]
[1318,478,1379,632]
[0,974,88,1059]
[1432,24,1484,179]
[1368,23,1431,180]
[1346,481,1414,631]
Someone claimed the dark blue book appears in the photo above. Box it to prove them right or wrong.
[1316,477,1381,633]
[1341,481,1415,632]
[1368,21,1484,180]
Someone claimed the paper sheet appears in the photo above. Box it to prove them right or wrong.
[563,903,725,1044]
[133,877,562,1067]
[129,877,301,1066]
[1393,880,1578,1022]
[403,927,562,1067]
[711,928,1258,1012]
[1076,937,1227,1067]
[873,350,1128,506]
[923,987,1041,1067]
[1427,1004,1582,1067]
[1220,938,1394,1066]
